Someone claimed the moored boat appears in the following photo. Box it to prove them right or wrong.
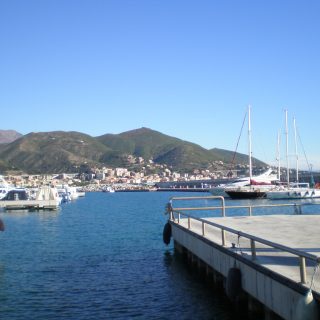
[209,168,278,197]
[224,184,274,199]
[0,186,60,210]
[265,111,320,200]
[222,105,278,199]
[266,183,320,200]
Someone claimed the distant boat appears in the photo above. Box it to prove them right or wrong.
[223,106,278,199]
[266,182,320,199]
[103,186,115,193]
[266,111,320,200]
[76,188,86,197]
[0,175,13,200]
[1,188,29,201]
[224,187,268,199]
[209,168,278,197]
[0,186,60,210]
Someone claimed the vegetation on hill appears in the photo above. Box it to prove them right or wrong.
[0,127,267,174]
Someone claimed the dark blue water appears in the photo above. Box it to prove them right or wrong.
[2,192,320,319]
[0,192,236,320]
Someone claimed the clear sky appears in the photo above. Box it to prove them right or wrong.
[1,0,319,170]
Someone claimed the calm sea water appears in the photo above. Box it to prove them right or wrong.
[1,192,320,320]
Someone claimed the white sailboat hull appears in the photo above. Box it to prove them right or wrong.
[266,188,320,200]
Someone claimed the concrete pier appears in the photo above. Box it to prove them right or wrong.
[167,197,320,320]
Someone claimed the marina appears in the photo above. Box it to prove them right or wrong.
[165,196,320,319]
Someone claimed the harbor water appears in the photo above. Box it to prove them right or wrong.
[1,192,320,319]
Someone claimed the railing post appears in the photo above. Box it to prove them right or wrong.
[188,217,191,229]
[250,239,256,260]
[248,206,252,216]
[221,197,225,217]
[178,213,180,224]
[299,257,307,284]
[202,222,205,236]
[221,229,226,246]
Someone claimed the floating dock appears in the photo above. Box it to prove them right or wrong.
[165,196,320,320]
[0,200,60,210]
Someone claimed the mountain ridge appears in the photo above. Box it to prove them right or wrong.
[0,127,267,174]
[0,130,23,144]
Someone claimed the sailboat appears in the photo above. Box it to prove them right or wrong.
[209,168,278,197]
[225,106,278,199]
[266,110,320,200]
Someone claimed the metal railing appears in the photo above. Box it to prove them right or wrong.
[168,196,320,284]
[168,195,311,217]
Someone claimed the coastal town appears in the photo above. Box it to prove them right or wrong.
[1,155,274,192]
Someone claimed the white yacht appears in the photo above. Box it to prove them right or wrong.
[209,168,278,197]
[266,111,320,200]
[0,175,13,200]
[266,182,320,200]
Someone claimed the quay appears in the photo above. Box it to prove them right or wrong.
[165,196,320,320]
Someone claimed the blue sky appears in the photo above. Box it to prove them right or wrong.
[1,0,319,170]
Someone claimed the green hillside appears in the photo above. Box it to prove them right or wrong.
[0,131,110,174]
[0,128,267,174]
[210,148,266,167]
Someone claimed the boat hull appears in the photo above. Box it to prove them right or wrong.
[266,189,320,200]
[225,190,266,199]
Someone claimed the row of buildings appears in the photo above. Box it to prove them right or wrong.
[1,164,243,189]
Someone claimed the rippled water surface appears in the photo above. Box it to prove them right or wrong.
[2,192,319,319]
[0,192,238,320]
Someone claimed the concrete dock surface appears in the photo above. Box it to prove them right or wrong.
[177,214,320,291]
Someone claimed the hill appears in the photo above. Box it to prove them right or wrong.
[0,128,267,174]
[97,127,219,170]
[0,131,110,174]
[0,130,22,144]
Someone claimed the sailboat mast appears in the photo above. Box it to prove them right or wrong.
[248,105,252,180]
[293,117,299,183]
[277,130,281,181]
[285,109,290,187]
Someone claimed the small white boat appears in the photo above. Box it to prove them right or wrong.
[103,186,115,193]
[63,186,79,200]
[76,188,86,197]
[0,186,60,210]
[0,175,13,200]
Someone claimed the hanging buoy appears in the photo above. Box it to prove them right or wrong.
[226,267,242,302]
[0,218,4,231]
[293,289,319,320]
[163,222,172,245]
